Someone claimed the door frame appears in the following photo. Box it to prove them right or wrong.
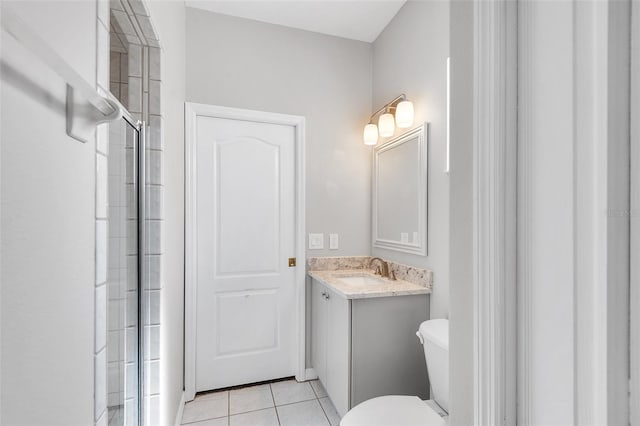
[184,102,306,401]
[631,0,639,421]
[472,0,517,424]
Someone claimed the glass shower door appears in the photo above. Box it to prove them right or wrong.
[106,117,142,426]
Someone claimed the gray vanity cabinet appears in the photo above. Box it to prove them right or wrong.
[311,278,351,417]
[310,277,430,418]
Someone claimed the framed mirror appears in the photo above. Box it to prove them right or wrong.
[372,123,428,255]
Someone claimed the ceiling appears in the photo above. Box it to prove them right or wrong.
[185,0,406,43]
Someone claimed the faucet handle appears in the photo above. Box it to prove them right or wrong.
[389,271,396,281]
[375,266,381,275]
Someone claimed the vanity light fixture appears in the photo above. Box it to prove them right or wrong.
[395,100,414,128]
[363,123,379,145]
[362,94,414,145]
[378,109,395,137]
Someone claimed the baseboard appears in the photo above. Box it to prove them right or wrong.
[174,391,185,426]
[305,368,318,381]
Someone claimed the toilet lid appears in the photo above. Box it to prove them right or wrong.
[340,396,446,426]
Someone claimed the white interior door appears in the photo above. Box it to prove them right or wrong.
[194,114,297,392]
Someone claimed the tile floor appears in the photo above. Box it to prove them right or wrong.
[181,379,340,426]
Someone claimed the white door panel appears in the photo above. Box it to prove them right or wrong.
[195,115,297,391]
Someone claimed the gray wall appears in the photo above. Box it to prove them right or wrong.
[371,1,450,319]
[448,0,474,424]
[185,8,373,257]
[145,1,187,424]
[0,1,97,424]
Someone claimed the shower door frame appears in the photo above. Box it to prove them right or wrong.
[115,110,147,426]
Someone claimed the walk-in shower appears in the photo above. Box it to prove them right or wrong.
[106,116,146,426]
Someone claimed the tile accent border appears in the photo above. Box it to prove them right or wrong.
[306,256,434,290]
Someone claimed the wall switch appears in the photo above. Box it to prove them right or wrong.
[400,232,409,243]
[329,233,339,250]
[308,233,324,250]
[413,232,419,244]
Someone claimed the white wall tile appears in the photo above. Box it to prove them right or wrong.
[126,327,137,365]
[95,284,107,352]
[108,361,120,391]
[148,80,161,115]
[146,186,163,220]
[145,220,163,255]
[145,255,162,290]
[108,330,120,361]
[126,362,137,398]
[96,21,109,90]
[145,324,160,360]
[112,9,136,36]
[110,52,121,83]
[127,255,138,290]
[126,292,137,327]
[128,44,142,78]
[96,220,108,284]
[110,0,124,11]
[126,220,138,255]
[149,360,160,394]
[148,290,160,324]
[136,15,157,43]
[149,47,161,80]
[148,115,163,150]
[108,237,120,269]
[96,153,108,219]
[125,399,137,426]
[120,83,129,109]
[149,395,161,426]
[128,77,142,113]
[95,348,107,421]
[108,298,122,332]
[120,52,129,82]
[129,0,150,16]
[145,151,162,185]
[124,148,135,183]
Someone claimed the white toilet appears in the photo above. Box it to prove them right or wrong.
[340,319,449,426]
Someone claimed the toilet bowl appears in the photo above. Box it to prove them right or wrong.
[340,319,449,426]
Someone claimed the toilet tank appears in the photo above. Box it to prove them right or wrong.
[417,319,449,413]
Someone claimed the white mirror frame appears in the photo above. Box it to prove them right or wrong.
[372,123,428,256]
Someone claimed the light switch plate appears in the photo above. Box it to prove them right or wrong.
[400,232,409,243]
[308,233,324,250]
[329,233,339,250]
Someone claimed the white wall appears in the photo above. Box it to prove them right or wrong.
[448,0,473,423]
[144,1,186,425]
[185,8,373,257]
[371,1,450,319]
[0,1,97,424]
[518,1,631,423]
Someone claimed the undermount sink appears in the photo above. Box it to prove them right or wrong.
[337,274,388,287]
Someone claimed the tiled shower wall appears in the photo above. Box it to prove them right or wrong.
[95,0,164,424]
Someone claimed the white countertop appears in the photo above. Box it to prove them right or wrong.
[308,269,431,300]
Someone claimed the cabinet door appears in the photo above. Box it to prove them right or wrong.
[310,280,327,383]
[324,288,350,417]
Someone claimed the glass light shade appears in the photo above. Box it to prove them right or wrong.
[395,100,414,128]
[363,123,379,145]
[378,112,395,137]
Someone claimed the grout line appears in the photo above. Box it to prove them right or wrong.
[310,381,320,399]
[268,384,282,426]
[317,397,332,426]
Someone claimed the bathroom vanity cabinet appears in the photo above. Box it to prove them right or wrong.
[310,277,430,417]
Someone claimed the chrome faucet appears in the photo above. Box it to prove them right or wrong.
[369,257,390,278]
